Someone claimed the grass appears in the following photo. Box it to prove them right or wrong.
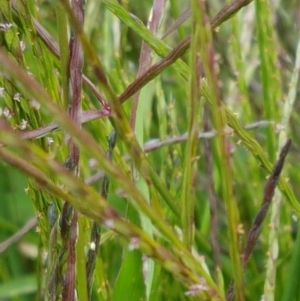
[0,0,300,300]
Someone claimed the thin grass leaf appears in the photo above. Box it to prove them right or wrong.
[255,0,281,162]
[196,4,244,300]
[180,0,202,250]
[128,1,167,298]
[0,274,37,298]
[55,1,70,109]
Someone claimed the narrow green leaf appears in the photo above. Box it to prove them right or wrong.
[0,274,37,298]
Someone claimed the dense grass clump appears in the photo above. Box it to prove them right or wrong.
[0,0,300,300]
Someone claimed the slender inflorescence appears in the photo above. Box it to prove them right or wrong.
[242,139,292,266]
[61,0,84,299]
[226,139,292,301]
[45,1,85,300]
[85,130,117,299]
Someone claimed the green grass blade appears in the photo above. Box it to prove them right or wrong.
[255,0,281,161]
[55,1,69,109]
[101,0,190,79]
[281,220,300,301]
[196,4,244,299]
[0,274,37,298]
[180,0,202,250]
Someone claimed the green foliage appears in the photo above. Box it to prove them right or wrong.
[0,0,300,300]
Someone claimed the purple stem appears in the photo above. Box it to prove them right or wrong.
[129,0,167,129]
